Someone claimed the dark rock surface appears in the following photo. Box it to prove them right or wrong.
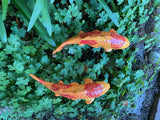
[119,3,160,120]
[149,91,160,120]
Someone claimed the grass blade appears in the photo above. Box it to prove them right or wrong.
[41,0,52,36]
[2,0,9,20]
[98,0,119,27]
[50,0,55,4]
[27,0,44,32]
[0,13,7,42]
[12,0,55,46]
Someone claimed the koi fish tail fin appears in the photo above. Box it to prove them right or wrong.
[52,41,70,55]
[30,74,57,93]
[29,74,45,84]
[52,36,80,55]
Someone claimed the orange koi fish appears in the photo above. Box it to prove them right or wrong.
[29,74,110,104]
[52,29,130,55]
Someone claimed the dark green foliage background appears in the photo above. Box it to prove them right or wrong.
[0,0,160,119]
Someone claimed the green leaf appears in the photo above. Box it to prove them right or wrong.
[40,55,50,64]
[93,63,102,75]
[11,26,26,37]
[111,99,116,110]
[68,47,76,55]
[117,0,124,5]
[8,60,25,73]
[154,0,160,6]
[116,58,125,67]
[8,34,21,47]
[53,24,61,34]
[50,0,55,4]
[104,73,109,82]
[12,0,55,46]
[2,0,9,20]
[98,0,119,27]
[38,98,53,109]
[41,0,52,36]
[22,46,37,55]
[127,83,136,92]
[61,0,67,5]
[16,86,32,96]
[96,11,108,26]
[22,109,34,117]
[53,98,62,104]
[0,71,10,90]
[93,101,102,114]
[139,16,149,25]
[27,0,44,32]
[69,0,74,4]
[106,93,117,99]
[134,69,144,79]
[16,77,30,86]
[0,13,7,42]
[35,85,45,96]
[69,110,79,118]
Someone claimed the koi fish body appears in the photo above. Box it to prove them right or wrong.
[29,74,110,104]
[52,29,130,54]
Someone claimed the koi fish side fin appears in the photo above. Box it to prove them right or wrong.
[58,80,64,84]
[79,43,85,46]
[78,31,84,35]
[109,29,118,34]
[70,82,79,85]
[29,74,45,84]
[85,98,95,104]
[55,92,60,96]
[104,48,112,52]
[84,78,94,84]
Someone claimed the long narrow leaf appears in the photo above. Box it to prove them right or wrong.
[11,0,55,46]
[98,0,119,27]
[27,0,44,32]
[0,14,7,42]
[50,0,55,4]
[41,0,52,36]
[2,0,9,20]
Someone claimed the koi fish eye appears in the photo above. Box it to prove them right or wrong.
[110,34,126,49]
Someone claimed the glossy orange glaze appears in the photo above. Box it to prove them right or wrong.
[52,29,130,54]
[29,74,110,104]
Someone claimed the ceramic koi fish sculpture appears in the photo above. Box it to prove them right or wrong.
[52,29,130,55]
[29,74,110,104]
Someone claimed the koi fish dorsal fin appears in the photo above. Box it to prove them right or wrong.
[58,80,64,84]
[84,78,94,84]
[70,82,79,85]
[92,30,100,32]
[85,98,95,104]
[78,31,84,35]
[109,29,118,34]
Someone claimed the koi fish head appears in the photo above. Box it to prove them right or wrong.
[84,81,110,99]
[98,81,110,96]
[110,33,130,49]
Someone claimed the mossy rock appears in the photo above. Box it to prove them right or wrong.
[149,51,160,64]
